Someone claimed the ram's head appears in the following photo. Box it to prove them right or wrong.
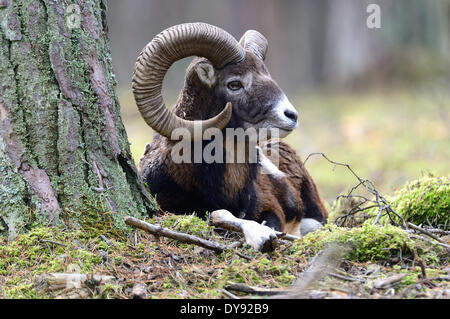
[132,23,298,141]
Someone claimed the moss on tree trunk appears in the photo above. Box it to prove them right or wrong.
[0,0,156,239]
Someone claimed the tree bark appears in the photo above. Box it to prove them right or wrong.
[0,0,155,240]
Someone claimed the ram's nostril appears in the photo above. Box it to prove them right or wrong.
[284,110,298,122]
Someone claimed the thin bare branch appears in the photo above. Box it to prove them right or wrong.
[303,152,408,229]
[225,283,285,296]
[221,289,240,299]
[41,239,67,247]
[407,222,448,245]
[328,272,366,283]
[408,234,450,252]
[125,216,230,253]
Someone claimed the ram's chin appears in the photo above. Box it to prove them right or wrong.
[266,127,293,139]
[247,128,292,141]
[276,128,294,138]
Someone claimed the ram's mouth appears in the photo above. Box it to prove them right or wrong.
[238,121,297,139]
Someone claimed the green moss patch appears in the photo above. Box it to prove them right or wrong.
[159,213,213,238]
[389,175,449,228]
[289,223,448,265]
[0,206,448,299]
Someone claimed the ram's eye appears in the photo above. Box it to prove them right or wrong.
[227,80,243,91]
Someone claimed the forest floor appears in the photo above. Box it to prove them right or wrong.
[0,204,448,299]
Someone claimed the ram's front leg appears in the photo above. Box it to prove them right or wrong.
[209,209,278,252]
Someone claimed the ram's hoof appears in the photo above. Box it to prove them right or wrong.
[209,209,277,252]
[241,220,278,252]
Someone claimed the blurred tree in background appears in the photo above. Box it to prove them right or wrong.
[107,0,450,93]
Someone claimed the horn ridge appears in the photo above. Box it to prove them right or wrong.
[132,22,242,139]
[239,29,268,61]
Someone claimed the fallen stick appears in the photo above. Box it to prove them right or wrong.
[419,276,450,283]
[41,239,67,247]
[221,289,240,299]
[125,216,229,253]
[328,272,366,283]
[373,273,407,289]
[407,222,449,246]
[100,234,118,248]
[416,227,450,236]
[225,283,285,296]
[275,232,299,241]
[408,234,450,253]
[36,273,115,291]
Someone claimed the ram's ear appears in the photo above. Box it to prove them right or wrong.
[194,61,216,88]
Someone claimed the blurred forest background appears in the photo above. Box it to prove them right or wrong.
[106,0,450,204]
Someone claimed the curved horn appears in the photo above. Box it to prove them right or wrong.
[239,30,268,61]
[132,23,245,140]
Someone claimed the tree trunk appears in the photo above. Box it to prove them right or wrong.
[0,0,155,240]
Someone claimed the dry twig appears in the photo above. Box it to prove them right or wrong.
[221,289,240,299]
[408,234,450,252]
[125,216,235,253]
[407,222,448,246]
[303,152,408,229]
[225,283,285,296]
[41,239,67,247]
[328,272,366,283]
[35,273,115,291]
[373,273,407,289]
